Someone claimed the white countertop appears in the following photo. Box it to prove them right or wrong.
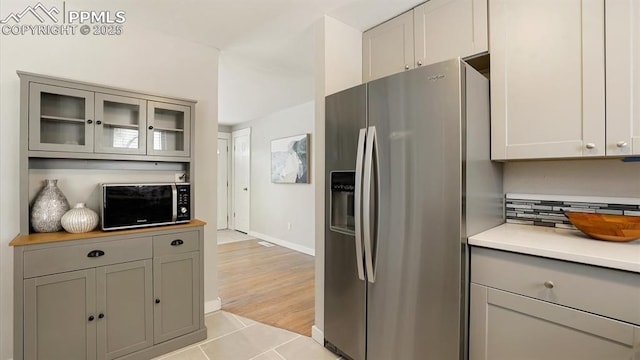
[469,223,640,273]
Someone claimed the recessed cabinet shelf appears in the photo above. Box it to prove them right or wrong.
[40,115,86,123]
[153,127,184,132]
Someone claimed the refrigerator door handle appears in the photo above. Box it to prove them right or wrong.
[354,128,367,281]
[363,126,377,283]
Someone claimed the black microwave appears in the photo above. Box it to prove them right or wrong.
[101,183,191,231]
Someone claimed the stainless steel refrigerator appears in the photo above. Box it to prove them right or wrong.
[324,59,503,360]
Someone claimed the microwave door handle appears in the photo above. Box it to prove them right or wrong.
[171,183,177,222]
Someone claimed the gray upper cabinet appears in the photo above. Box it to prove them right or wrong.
[21,72,195,161]
[94,93,147,155]
[29,83,95,153]
[147,101,191,157]
[413,0,488,68]
[363,0,488,82]
[490,0,639,159]
[363,11,415,82]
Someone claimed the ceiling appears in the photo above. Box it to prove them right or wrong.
[134,0,425,125]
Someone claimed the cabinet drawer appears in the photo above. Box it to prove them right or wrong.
[153,231,199,256]
[471,247,640,325]
[24,237,152,278]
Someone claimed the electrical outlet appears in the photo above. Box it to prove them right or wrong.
[287,222,292,230]
[175,172,186,182]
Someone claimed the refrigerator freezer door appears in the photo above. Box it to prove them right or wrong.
[324,85,367,360]
[366,59,464,360]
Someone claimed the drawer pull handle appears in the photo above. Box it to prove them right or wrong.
[87,250,105,258]
[171,239,184,246]
[543,281,555,289]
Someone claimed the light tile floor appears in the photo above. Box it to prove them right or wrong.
[153,311,340,360]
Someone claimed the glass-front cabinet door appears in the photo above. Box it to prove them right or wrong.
[94,94,147,155]
[147,101,191,157]
[29,83,94,153]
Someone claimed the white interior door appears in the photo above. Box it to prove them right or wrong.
[232,128,251,233]
[217,136,229,229]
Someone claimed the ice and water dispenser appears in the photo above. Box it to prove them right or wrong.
[330,171,355,235]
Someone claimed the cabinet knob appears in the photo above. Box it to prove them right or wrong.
[98,313,105,319]
[87,119,93,124]
[155,299,161,304]
[585,143,596,149]
[96,120,102,125]
[148,125,154,130]
[404,65,410,70]
[543,280,555,289]
[171,239,184,246]
[88,315,95,322]
[616,141,628,148]
[417,61,423,66]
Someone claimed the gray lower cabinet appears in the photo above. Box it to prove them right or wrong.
[97,260,153,360]
[23,260,153,360]
[24,269,97,360]
[153,252,199,343]
[470,284,640,360]
[14,224,206,360]
[469,247,640,360]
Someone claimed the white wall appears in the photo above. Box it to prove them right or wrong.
[312,15,363,343]
[0,1,219,358]
[232,101,316,254]
[504,159,640,197]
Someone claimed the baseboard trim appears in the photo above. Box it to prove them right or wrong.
[205,297,222,314]
[248,231,315,256]
[311,325,324,345]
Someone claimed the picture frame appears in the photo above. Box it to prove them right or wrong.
[271,133,310,184]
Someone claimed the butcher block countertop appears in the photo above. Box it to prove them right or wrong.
[469,223,640,273]
[9,219,207,246]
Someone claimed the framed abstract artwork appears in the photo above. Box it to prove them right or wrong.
[271,134,310,184]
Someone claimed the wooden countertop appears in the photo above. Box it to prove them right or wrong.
[9,219,207,247]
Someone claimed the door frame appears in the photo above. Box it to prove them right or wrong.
[231,127,251,231]
[217,132,231,230]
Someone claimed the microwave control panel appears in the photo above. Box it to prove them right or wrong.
[176,184,191,222]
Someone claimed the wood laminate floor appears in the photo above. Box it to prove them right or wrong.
[217,236,315,336]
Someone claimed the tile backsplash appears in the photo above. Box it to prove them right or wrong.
[505,193,640,229]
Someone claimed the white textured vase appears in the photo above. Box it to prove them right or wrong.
[31,179,70,232]
[61,203,99,233]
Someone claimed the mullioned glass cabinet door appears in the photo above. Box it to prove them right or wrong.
[29,83,95,153]
[147,101,191,157]
[94,93,147,155]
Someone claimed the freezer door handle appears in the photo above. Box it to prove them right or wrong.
[363,126,378,283]
[354,128,367,281]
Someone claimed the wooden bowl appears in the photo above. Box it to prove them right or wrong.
[564,212,640,242]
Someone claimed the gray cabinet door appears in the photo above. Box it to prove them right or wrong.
[29,83,95,153]
[147,101,191,157]
[24,269,97,360]
[96,260,153,360]
[153,252,199,344]
[94,93,147,155]
[470,284,640,360]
